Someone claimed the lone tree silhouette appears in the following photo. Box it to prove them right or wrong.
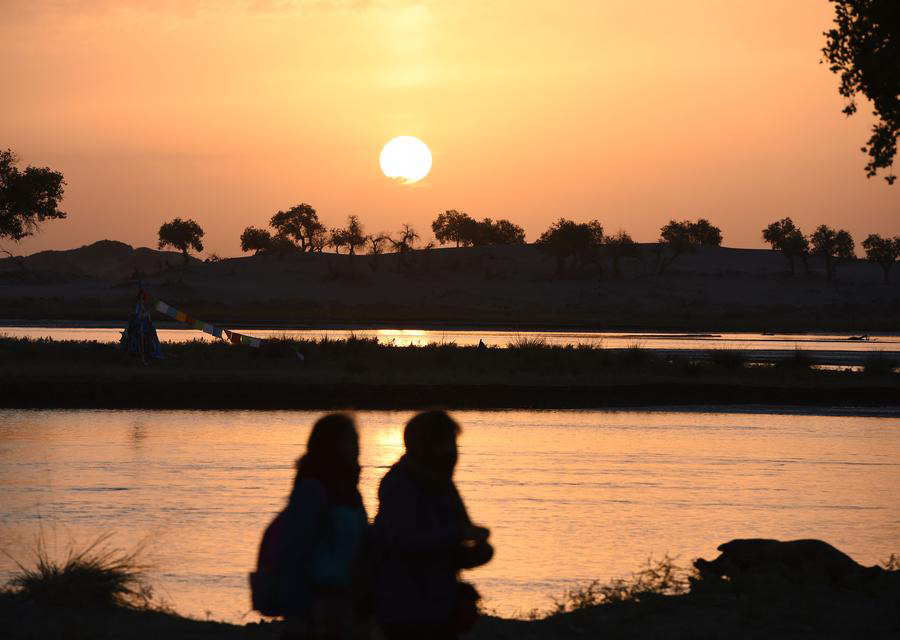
[604,230,639,278]
[432,210,474,247]
[329,215,367,255]
[810,224,855,281]
[862,233,900,283]
[655,218,722,274]
[367,234,388,255]
[470,218,526,245]
[536,218,604,276]
[823,0,899,184]
[0,149,66,249]
[389,224,419,253]
[240,226,274,255]
[270,203,325,253]
[762,217,810,275]
[158,218,204,265]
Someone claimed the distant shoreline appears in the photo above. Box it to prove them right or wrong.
[3,334,898,410]
[1,319,898,337]
[3,380,898,411]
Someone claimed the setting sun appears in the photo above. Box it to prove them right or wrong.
[379,136,432,184]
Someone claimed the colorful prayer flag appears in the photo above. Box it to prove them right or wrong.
[140,288,265,348]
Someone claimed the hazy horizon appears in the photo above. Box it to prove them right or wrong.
[2,0,897,258]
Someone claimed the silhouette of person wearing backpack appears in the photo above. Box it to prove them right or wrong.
[373,410,493,640]
[251,413,371,640]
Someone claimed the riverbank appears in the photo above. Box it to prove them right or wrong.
[4,547,899,640]
[3,593,897,640]
[2,336,898,409]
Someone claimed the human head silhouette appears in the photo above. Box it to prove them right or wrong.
[404,410,460,484]
[296,413,361,505]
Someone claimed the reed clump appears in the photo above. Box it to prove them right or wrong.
[508,335,549,350]
[776,347,813,370]
[618,343,651,368]
[547,554,691,616]
[3,533,153,609]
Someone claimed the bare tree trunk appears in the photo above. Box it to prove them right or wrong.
[784,252,795,275]
[556,255,566,276]
[656,248,679,275]
[826,257,840,281]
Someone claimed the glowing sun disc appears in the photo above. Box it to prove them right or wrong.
[379,136,432,183]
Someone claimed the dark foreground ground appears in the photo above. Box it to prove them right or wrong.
[2,336,899,409]
[4,562,899,640]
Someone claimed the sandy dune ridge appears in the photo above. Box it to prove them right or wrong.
[1,240,898,330]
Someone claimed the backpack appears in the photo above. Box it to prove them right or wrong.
[249,480,331,617]
[249,509,287,616]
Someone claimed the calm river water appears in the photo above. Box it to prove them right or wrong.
[2,326,898,352]
[1,409,898,621]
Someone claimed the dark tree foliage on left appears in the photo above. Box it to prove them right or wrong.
[823,0,900,184]
[0,149,66,242]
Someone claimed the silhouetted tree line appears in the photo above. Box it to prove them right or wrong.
[238,204,428,262]
[2,145,896,286]
[763,217,900,283]
[230,206,900,284]
[532,217,722,278]
[238,206,526,259]
[432,210,526,247]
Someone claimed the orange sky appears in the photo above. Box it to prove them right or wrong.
[2,0,897,257]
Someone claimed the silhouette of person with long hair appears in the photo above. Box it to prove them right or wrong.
[281,413,370,640]
[374,410,493,640]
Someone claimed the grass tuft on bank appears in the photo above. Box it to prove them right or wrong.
[3,533,153,609]
[543,554,691,618]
